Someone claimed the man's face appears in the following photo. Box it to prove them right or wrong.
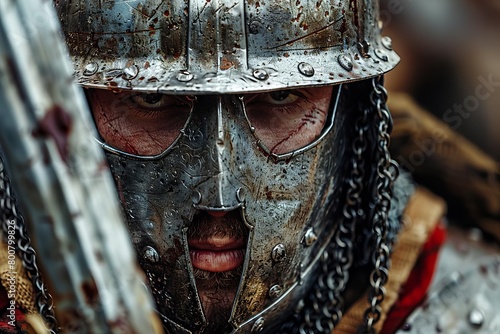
[86,86,334,333]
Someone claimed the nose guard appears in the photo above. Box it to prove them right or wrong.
[189,96,247,212]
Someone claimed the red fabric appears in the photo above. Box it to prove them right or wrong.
[0,285,29,333]
[381,221,447,334]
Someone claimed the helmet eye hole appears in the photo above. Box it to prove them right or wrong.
[244,86,335,155]
[88,90,192,156]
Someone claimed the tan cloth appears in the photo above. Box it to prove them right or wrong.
[334,187,446,333]
[0,237,48,333]
[389,93,500,241]
[0,238,37,314]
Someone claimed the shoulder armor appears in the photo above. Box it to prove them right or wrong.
[396,227,500,333]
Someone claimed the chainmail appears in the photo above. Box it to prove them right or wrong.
[279,76,409,334]
[361,76,399,333]
[0,153,59,333]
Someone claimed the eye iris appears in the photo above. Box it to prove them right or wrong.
[269,91,290,101]
[142,93,162,104]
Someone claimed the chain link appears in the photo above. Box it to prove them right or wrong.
[362,76,399,333]
[0,154,59,333]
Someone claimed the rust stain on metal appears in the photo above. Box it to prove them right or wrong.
[350,0,364,43]
[163,238,184,263]
[292,6,303,23]
[220,57,235,70]
[32,105,73,163]
[81,278,100,306]
[339,9,347,34]
[148,24,157,36]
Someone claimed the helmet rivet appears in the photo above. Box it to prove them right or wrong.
[381,36,393,50]
[251,317,265,333]
[252,69,269,81]
[176,70,194,82]
[192,190,202,204]
[143,246,160,263]
[271,244,286,262]
[468,309,485,329]
[122,65,139,80]
[298,62,314,77]
[249,21,260,34]
[374,49,388,62]
[268,284,282,298]
[304,228,317,246]
[236,187,246,202]
[83,62,98,76]
[337,54,353,72]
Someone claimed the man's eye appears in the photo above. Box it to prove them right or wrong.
[260,90,300,105]
[130,93,168,109]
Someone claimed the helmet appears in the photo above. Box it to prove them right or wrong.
[56,1,400,333]
[57,0,398,94]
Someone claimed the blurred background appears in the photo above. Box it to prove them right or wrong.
[380,0,500,239]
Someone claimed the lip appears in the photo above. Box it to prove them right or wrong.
[188,237,246,272]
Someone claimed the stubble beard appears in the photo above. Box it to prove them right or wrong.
[188,211,248,334]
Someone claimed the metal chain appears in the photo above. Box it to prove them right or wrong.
[278,93,374,334]
[306,108,371,334]
[0,154,59,333]
[325,107,370,329]
[362,76,399,334]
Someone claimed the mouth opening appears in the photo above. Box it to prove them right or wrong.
[186,209,250,333]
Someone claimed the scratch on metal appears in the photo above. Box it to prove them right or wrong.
[193,1,210,23]
[270,15,344,50]
[148,0,166,22]
[68,29,153,35]
[272,43,343,52]
[125,2,150,19]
